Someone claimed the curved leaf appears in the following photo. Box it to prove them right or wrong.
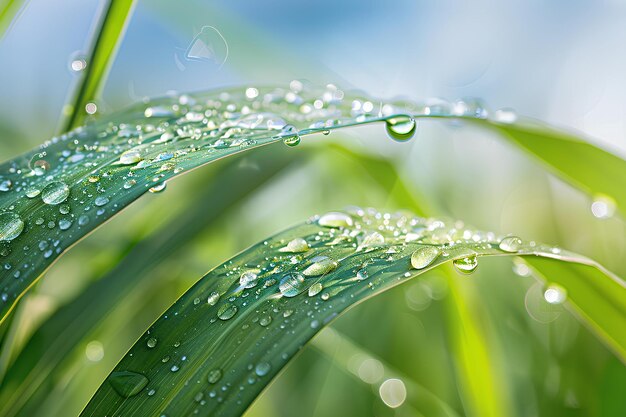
[80,208,623,417]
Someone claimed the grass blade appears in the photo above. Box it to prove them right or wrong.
[0,0,26,40]
[79,208,621,417]
[60,0,136,131]
[0,150,301,417]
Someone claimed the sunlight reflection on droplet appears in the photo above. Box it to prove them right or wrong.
[379,378,406,408]
[590,196,615,219]
[357,358,384,383]
[544,285,567,305]
[85,102,97,115]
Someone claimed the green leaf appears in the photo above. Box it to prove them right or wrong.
[60,0,136,131]
[475,119,626,217]
[0,0,26,40]
[80,208,623,417]
[0,150,302,417]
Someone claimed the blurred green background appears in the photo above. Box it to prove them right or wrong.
[1,1,626,416]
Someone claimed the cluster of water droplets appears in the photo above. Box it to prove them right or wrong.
[0,83,518,309]
[98,207,567,416]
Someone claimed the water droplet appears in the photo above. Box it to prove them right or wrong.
[303,257,338,276]
[0,179,12,191]
[385,116,417,141]
[149,182,167,193]
[207,291,220,306]
[85,102,97,115]
[279,273,306,297]
[379,378,407,408]
[41,181,70,205]
[108,371,149,398]
[119,149,142,165]
[0,213,24,241]
[318,212,353,228]
[410,246,440,269]
[279,237,309,253]
[356,268,369,281]
[280,125,301,147]
[499,236,522,253]
[544,285,567,304]
[207,368,222,384]
[30,155,50,176]
[255,362,271,377]
[69,52,87,72]
[25,187,41,198]
[147,337,157,348]
[308,282,323,296]
[239,270,260,288]
[95,196,109,207]
[590,196,615,219]
[453,254,478,274]
[58,219,72,230]
[217,303,238,320]
[259,315,272,326]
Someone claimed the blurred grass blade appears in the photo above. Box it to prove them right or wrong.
[80,208,620,417]
[0,150,301,417]
[0,0,26,40]
[443,267,513,417]
[523,256,626,360]
[476,119,626,217]
[312,327,461,417]
[61,0,136,131]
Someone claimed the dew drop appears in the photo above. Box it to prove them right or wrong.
[0,179,12,191]
[280,125,301,147]
[259,315,272,326]
[308,282,323,296]
[303,257,337,276]
[453,254,478,274]
[0,213,25,241]
[119,150,142,165]
[410,246,440,269]
[217,303,238,320]
[279,237,309,253]
[499,236,522,253]
[149,182,167,193]
[41,181,70,205]
[279,273,306,297]
[147,337,157,348]
[207,291,220,306]
[255,362,271,377]
[385,116,417,141]
[108,371,149,398]
[185,25,228,67]
[207,369,222,384]
[95,196,109,207]
[318,212,353,228]
[544,285,567,304]
[239,270,260,289]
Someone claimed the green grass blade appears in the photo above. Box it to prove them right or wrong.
[476,119,626,217]
[0,151,301,417]
[0,0,26,40]
[60,0,136,132]
[524,256,626,361]
[79,208,622,417]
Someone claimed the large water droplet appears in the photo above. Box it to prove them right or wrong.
[281,125,301,147]
[217,303,238,320]
[303,257,338,276]
[255,362,271,377]
[119,149,142,165]
[108,371,149,398]
[410,246,440,269]
[318,212,353,228]
[308,282,323,296]
[149,182,167,193]
[499,236,522,253]
[207,368,222,384]
[0,212,25,241]
[279,237,309,253]
[207,291,220,306]
[453,254,478,274]
[185,26,228,67]
[146,337,157,348]
[240,270,260,288]
[41,181,70,205]
[385,116,416,141]
[279,273,306,297]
